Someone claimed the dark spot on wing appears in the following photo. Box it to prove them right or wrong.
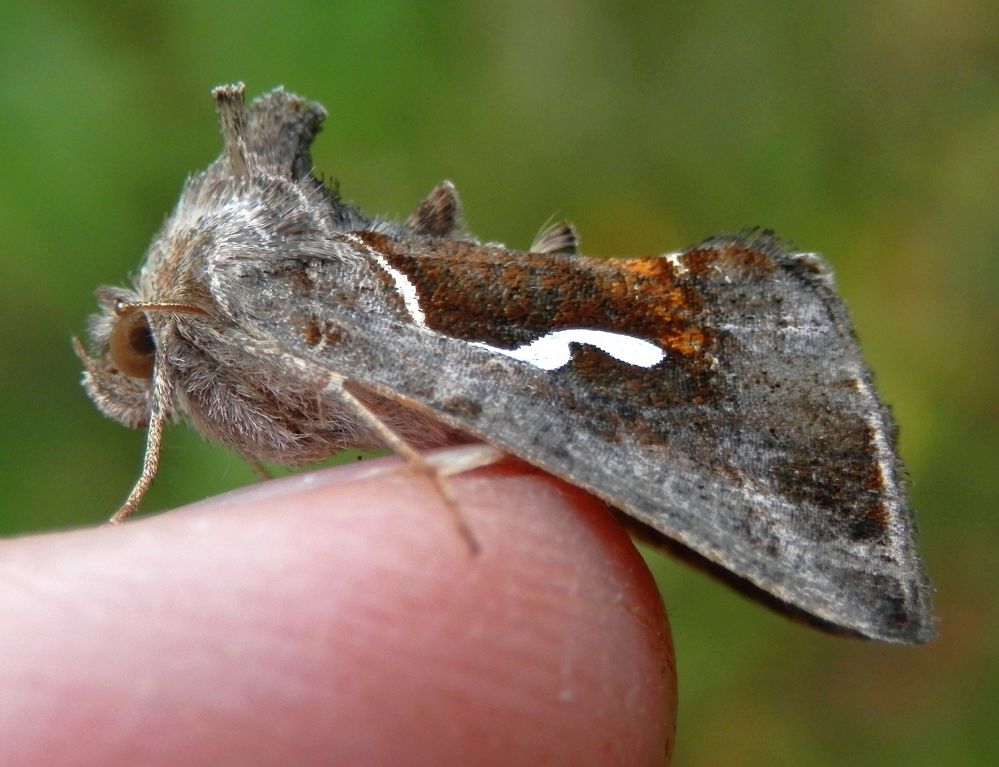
[440,395,483,419]
[287,264,315,294]
[772,415,890,543]
[303,319,321,345]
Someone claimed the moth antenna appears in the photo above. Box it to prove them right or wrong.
[212,82,250,178]
[406,180,463,235]
[531,219,579,255]
[114,300,207,317]
[108,358,173,524]
[324,374,482,555]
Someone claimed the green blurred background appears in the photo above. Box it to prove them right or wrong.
[1,1,995,764]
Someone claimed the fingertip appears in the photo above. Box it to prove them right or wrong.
[215,451,679,764]
[1,451,676,766]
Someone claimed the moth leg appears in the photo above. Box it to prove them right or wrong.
[108,390,168,524]
[323,374,482,555]
[315,389,326,429]
[241,455,273,481]
[423,443,508,478]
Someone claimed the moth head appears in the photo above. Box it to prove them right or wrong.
[75,287,160,429]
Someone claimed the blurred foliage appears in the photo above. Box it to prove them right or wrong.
[0,1,995,764]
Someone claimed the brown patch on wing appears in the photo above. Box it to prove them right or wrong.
[342,236,796,424]
[354,230,396,255]
[565,345,713,409]
[303,319,322,346]
[380,241,714,360]
[772,415,890,543]
[358,237,739,407]
[302,318,342,347]
[683,240,777,279]
[286,263,315,294]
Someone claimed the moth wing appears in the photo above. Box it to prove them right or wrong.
[212,235,933,644]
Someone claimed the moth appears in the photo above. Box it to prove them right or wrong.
[77,84,933,644]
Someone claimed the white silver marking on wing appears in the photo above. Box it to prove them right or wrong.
[369,252,427,326]
[473,329,665,371]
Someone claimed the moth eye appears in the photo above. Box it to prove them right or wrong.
[108,311,155,380]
